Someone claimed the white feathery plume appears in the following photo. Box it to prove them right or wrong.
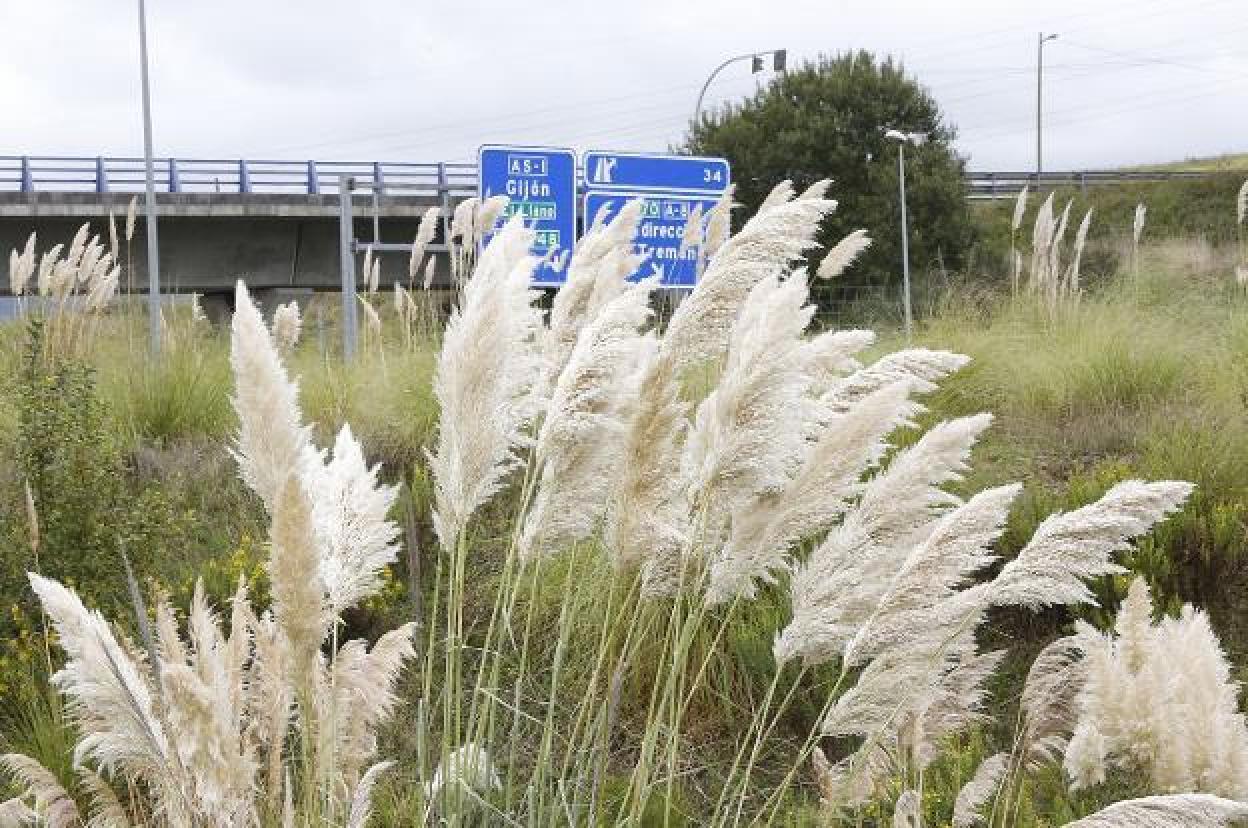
[953,753,1008,828]
[24,575,176,792]
[315,624,416,787]
[820,349,969,414]
[428,216,544,548]
[1064,794,1248,828]
[892,789,921,828]
[544,200,644,385]
[423,256,437,291]
[811,743,892,809]
[702,184,736,259]
[820,636,1002,804]
[520,279,656,559]
[271,300,302,352]
[36,244,64,296]
[85,266,119,313]
[662,195,836,370]
[0,755,78,828]
[301,425,401,614]
[449,196,478,243]
[1028,192,1055,292]
[917,649,1005,764]
[1237,179,1247,225]
[473,194,509,247]
[361,247,377,293]
[677,203,705,257]
[1064,578,1248,798]
[1066,208,1093,296]
[9,232,36,296]
[842,484,1021,667]
[707,381,919,605]
[428,743,502,801]
[230,281,330,680]
[1048,199,1073,282]
[358,295,382,343]
[1237,265,1248,287]
[66,223,90,270]
[758,180,795,211]
[108,211,119,261]
[683,272,817,540]
[803,329,876,395]
[987,480,1192,610]
[346,761,394,828]
[817,229,872,280]
[604,347,690,588]
[1019,632,1089,767]
[267,473,331,687]
[8,250,24,297]
[125,197,138,242]
[160,585,256,821]
[1011,185,1029,233]
[230,280,313,512]
[409,205,441,282]
[1133,202,1148,246]
[776,413,993,665]
[0,796,37,826]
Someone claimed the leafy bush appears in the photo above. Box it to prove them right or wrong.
[684,50,975,311]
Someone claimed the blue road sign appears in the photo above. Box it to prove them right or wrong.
[584,191,721,288]
[478,144,577,286]
[582,151,730,194]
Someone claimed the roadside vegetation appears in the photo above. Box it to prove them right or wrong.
[1,174,1247,825]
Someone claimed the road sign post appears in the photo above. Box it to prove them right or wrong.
[478,145,576,286]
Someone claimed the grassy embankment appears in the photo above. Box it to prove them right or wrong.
[1,172,1246,822]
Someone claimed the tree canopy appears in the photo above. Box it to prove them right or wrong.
[684,50,975,315]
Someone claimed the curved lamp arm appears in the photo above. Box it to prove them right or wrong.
[694,50,785,128]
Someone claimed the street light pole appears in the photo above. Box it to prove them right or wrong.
[694,49,786,127]
[884,129,925,339]
[896,140,912,337]
[137,0,161,353]
[1036,32,1058,179]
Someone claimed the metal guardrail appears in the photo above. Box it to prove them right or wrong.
[0,155,1215,200]
[0,156,478,197]
[966,169,1212,199]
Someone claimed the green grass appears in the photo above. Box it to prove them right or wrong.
[1131,152,1248,173]
[5,243,1248,823]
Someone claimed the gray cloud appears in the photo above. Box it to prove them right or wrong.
[2,0,1245,171]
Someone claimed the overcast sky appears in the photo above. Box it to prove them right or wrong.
[3,0,1245,171]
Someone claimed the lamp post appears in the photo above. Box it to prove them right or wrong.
[884,129,926,339]
[1037,32,1058,178]
[136,0,161,353]
[694,49,786,127]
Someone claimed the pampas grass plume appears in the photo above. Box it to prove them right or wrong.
[1012,184,1029,233]
[817,229,871,280]
[125,197,138,243]
[271,301,302,352]
[1065,794,1248,827]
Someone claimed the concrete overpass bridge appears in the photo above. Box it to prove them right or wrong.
[0,156,477,313]
[2,154,1212,308]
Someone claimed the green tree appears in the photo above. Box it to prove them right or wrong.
[685,50,974,318]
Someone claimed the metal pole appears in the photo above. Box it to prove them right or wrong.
[338,175,358,360]
[1036,33,1056,177]
[898,142,912,338]
[137,0,161,353]
[1036,33,1043,177]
